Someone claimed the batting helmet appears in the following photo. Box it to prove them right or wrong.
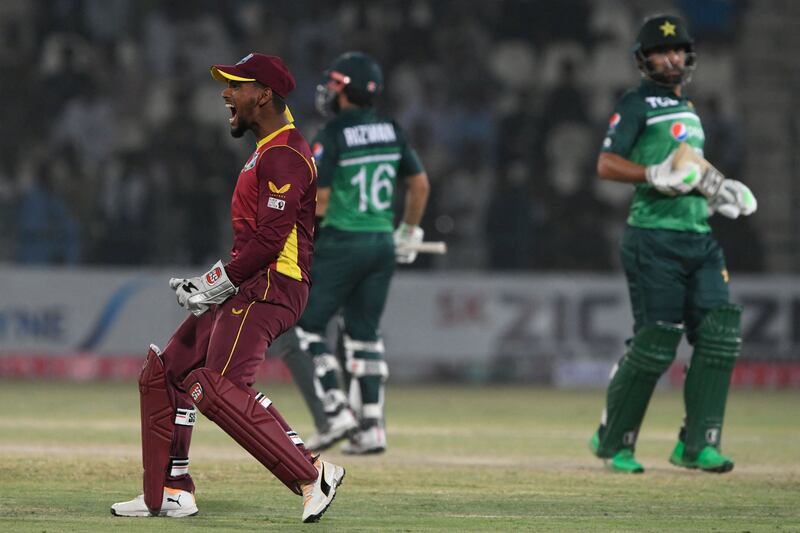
[315,51,384,116]
[633,14,696,86]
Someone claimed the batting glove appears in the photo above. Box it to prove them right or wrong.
[393,222,424,264]
[645,151,700,196]
[709,179,757,219]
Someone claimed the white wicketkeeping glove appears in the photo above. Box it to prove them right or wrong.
[169,260,238,316]
[708,179,758,219]
[645,151,700,196]
[393,222,424,264]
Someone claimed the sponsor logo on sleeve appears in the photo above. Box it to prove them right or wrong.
[312,142,324,159]
[268,197,286,210]
[608,112,621,130]
[268,181,291,194]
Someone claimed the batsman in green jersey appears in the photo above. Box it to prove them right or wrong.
[588,15,757,474]
[273,52,430,454]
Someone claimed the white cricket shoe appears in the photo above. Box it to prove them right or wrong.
[306,408,359,452]
[111,487,198,517]
[341,425,386,455]
[301,457,345,523]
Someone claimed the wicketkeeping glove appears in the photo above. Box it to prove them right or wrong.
[169,260,238,316]
[393,222,424,264]
[708,179,757,219]
[645,151,700,196]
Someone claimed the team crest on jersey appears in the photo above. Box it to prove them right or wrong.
[268,181,291,194]
[671,122,688,141]
[608,113,621,130]
[268,197,286,210]
[312,142,324,159]
[243,151,259,171]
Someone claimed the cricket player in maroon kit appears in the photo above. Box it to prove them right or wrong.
[111,53,345,523]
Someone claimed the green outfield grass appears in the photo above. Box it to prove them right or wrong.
[0,380,798,532]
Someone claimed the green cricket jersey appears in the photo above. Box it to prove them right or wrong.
[601,79,709,233]
[311,108,424,233]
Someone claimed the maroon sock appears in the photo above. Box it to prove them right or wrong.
[166,398,196,492]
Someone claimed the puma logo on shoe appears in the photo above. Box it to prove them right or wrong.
[166,495,182,507]
[320,462,331,497]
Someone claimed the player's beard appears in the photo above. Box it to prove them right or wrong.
[656,68,684,86]
[230,116,249,138]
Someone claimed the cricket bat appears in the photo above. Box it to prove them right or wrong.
[397,241,447,254]
[672,142,725,198]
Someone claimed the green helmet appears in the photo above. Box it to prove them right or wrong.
[315,51,383,116]
[633,14,696,86]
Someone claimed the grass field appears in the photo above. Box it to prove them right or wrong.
[0,380,798,532]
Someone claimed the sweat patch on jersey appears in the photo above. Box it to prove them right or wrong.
[267,197,286,210]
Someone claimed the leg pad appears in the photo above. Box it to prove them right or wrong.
[683,305,742,459]
[139,345,173,515]
[597,323,683,457]
[183,368,318,494]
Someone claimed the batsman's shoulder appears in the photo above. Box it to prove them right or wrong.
[611,89,648,123]
[618,88,648,109]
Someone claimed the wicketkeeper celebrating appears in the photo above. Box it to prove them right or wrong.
[111,53,344,522]
[589,15,757,473]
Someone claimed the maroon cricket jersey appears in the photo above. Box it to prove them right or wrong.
[224,123,317,290]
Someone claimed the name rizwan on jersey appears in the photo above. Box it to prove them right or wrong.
[343,123,397,147]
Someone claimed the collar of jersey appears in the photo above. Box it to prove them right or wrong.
[640,79,684,98]
[339,106,373,118]
[256,123,295,148]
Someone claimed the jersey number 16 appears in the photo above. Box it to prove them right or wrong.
[350,163,395,212]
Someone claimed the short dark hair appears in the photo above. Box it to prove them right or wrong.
[271,93,286,113]
[254,81,286,113]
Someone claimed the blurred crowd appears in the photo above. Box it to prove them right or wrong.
[0,0,762,271]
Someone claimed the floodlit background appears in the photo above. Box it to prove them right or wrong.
[0,0,798,386]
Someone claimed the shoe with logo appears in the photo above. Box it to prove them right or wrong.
[669,441,734,473]
[589,429,643,473]
[306,408,359,452]
[341,424,386,455]
[111,487,198,517]
[301,457,345,523]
